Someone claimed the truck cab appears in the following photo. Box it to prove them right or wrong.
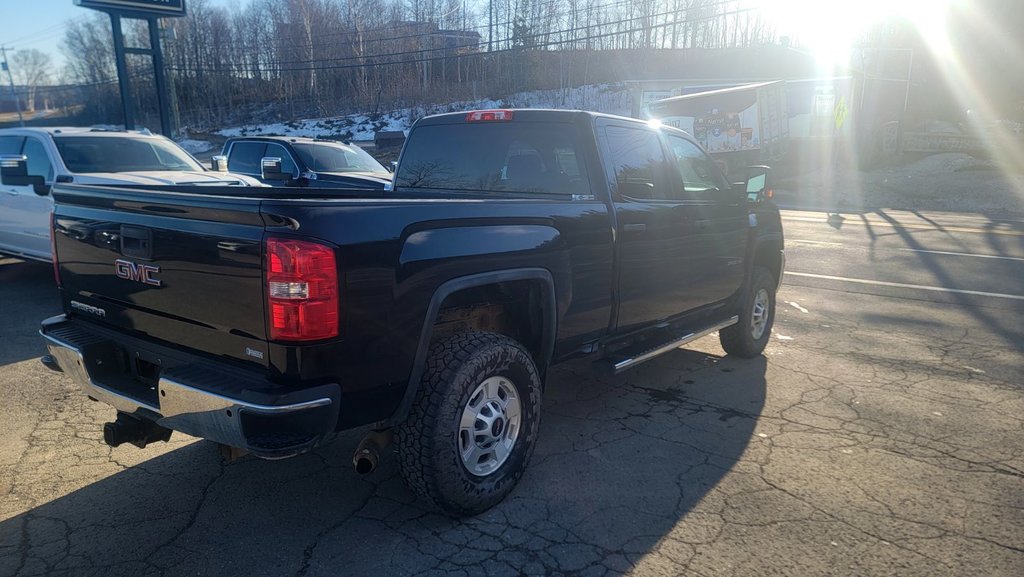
[221,136,393,189]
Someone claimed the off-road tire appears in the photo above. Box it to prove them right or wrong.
[720,266,776,358]
[396,331,542,517]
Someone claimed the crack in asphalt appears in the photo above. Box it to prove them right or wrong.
[2,292,1022,576]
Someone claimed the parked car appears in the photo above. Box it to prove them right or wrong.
[0,127,261,262]
[40,109,784,516]
[220,136,393,188]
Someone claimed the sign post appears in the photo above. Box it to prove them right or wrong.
[74,0,186,136]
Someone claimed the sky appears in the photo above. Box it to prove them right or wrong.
[0,0,235,72]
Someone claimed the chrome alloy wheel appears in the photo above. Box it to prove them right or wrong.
[458,376,522,477]
[751,288,770,340]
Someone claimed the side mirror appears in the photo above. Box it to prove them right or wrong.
[260,157,292,181]
[744,165,772,203]
[1,155,45,189]
[211,155,229,172]
[388,161,398,174]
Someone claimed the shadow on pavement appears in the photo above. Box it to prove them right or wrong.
[0,259,61,367]
[872,209,1024,350]
[0,350,766,576]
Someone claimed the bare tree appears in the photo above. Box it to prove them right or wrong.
[11,49,54,112]
[59,0,777,129]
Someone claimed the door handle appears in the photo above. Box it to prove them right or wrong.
[5,189,18,196]
[623,223,646,233]
[695,219,711,229]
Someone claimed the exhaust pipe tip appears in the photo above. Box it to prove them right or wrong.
[354,448,378,474]
[352,428,393,475]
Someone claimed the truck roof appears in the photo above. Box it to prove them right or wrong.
[223,135,354,145]
[0,126,165,139]
[415,108,646,127]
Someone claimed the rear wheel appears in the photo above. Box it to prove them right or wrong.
[720,266,776,358]
[396,331,542,517]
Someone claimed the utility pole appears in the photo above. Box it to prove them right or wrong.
[0,46,25,127]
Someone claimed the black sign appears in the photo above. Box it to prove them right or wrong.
[74,0,186,18]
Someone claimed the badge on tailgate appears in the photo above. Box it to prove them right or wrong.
[114,259,162,287]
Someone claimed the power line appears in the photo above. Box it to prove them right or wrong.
[168,1,760,74]
[171,0,733,53]
[0,15,88,47]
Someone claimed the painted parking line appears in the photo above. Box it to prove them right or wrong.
[787,239,1024,262]
[785,271,1024,301]
[895,248,1024,262]
[780,215,1024,236]
[780,209,1024,225]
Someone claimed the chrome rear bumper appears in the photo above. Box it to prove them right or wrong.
[40,315,339,458]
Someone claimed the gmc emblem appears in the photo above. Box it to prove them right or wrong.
[114,259,162,287]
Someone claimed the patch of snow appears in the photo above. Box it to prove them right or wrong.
[216,83,633,141]
[177,139,214,154]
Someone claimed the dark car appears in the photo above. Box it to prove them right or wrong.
[221,136,393,188]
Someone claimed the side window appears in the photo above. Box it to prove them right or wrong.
[666,135,726,196]
[553,146,581,180]
[0,136,25,155]
[22,138,54,182]
[604,124,668,200]
[226,141,267,174]
[263,143,297,176]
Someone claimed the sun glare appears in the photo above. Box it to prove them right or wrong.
[751,0,954,67]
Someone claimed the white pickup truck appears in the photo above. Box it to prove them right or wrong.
[0,127,260,262]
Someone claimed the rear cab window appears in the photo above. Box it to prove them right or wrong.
[665,134,729,198]
[395,119,590,195]
[600,123,671,200]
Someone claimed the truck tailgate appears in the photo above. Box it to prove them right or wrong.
[52,184,270,367]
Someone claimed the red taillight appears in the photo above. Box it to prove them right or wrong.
[50,211,61,287]
[266,237,338,341]
[466,110,514,122]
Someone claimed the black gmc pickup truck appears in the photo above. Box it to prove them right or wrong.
[40,109,784,516]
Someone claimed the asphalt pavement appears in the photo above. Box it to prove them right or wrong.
[0,207,1021,577]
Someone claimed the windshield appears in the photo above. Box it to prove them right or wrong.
[291,142,388,174]
[54,136,205,173]
[394,122,590,195]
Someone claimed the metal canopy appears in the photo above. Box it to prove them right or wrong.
[74,0,186,19]
[74,0,186,136]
